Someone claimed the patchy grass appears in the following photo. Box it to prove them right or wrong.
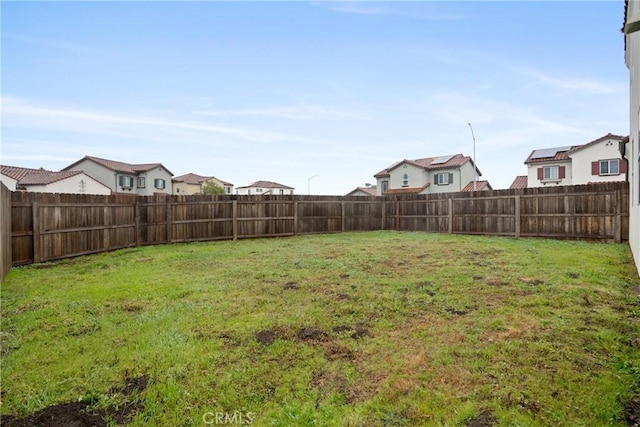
[1,231,639,426]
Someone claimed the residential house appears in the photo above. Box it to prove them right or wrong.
[345,185,377,197]
[373,154,484,196]
[63,156,173,195]
[524,134,627,188]
[235,181,294,195]
[461,181,492,191]
[0,165,111,195]
[509,175,528,190]
[172,173,234,195]
[624,0,640,273]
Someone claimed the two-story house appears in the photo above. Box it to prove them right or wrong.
[63,156,173,195]
[524,133,628,188]
[0,165,111,195]
[373,154,484,195]
[235,181,294,195]
[624,0,640,273]
[172,173,234,195]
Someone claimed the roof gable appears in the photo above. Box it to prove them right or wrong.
[237,180,294,190]
[375,154,474,178]
[509,175,528,189]
[66,156,174,176]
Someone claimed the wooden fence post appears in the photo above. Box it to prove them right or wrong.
[135,201,141,247]
[293,201,298,235]
[447,198,453,234]
[166,197,172,244]
[381,199,386,230]
[341,200,346,232]
[232,200,238,241]
[514,195,521,238]
[32,202,41,264]
[395,200,400,230]
[614,189,622,243]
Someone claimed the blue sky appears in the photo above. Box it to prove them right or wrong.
[1,1,630,194]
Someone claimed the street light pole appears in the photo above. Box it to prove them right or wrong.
[467,123,477,191]
[307,174,319,195]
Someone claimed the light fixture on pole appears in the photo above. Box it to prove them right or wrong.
[307,174,319,195]
[467,123,477,191]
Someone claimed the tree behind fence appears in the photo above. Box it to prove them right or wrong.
[6,181,629,269]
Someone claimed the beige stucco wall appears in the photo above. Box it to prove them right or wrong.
[527,160,573,188]
[174,182,201,195]
[66,159,118,191]
[388,163,426,190]
[570,138,626,185]
[25,174,111,195]
[0,176,18,191]
[626,0,640,273]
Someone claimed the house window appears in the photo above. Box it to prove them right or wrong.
[435,173,452,185]
[257,188,263,193]
[118,175,134,188]
[137,177,146,188]
[402,173,409,187]
[154,178,166,189]
[225,187,231,194]
[381,180,389,192]
[279,189,284,195]
[543,166,559,181]
[599,159,619,175]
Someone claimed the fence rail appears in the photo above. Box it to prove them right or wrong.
[5,181,629,269]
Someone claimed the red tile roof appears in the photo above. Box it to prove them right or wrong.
[509,175,528,189]
[237,180,294,190]
[172,173,211,185]
[19,170,84,185]
[346,186,377,196]
[374,154,478,178]
[65,156,173,176]
[524,133,627,164]
[461,180,492,192]
[0,165,46,181]
[384,182,431,195]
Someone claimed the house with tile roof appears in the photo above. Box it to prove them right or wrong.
[0,165,111,195]
[373,154,485,195]
[624,0,640,274]
[172,173,234,195]
[509,176,528,190]
[63,156,173,195]
[345,185,377,197]
[524,133,628,188]
[235,181,294,195]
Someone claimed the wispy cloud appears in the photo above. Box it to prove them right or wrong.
[312,2,462,20]
[194,104,372,120]
[1,96,319,145]
[514,67,620,95]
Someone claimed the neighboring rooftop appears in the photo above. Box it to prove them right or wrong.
[65,155,173,175]
[509,175,528,190]
[524,133,627,164]
[461,180,492,192]
[374,154,479,178]
[236,181,294,190]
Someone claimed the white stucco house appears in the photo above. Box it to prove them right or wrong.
[172,173,234,195]
[373,154,484,195]
[624,0,640,273]
[63,156,173,195]
[0,165,111,195]
[524,133,628,188]
[235,181,294,195]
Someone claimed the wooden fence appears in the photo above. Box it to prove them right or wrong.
[7,182,629,268]
[1,182,12,281]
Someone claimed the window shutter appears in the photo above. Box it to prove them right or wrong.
[434,174,438,185]
[448,173,453,184]
[537,168,543,180]
[620,159,627,174]
[591,161,599,175]
[559,166,566,179]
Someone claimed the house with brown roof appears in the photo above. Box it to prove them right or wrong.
[63,156,173,195]
[345,185,377,197]
[624,0,640,274]
[0,165,111,195]
[172,173,234,195]
[235,180,294,195]
[524,133,627,188]
[509,176,528,190]
[373,154,485,195]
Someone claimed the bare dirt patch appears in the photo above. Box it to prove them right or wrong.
[296,327,329,343]
[466,410,497,427]
[520,277,545,286]
[3,376,149,427]
[283,282,299,290]
[255,330,277,346]
[624,394,640,426]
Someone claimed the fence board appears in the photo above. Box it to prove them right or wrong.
[7,182,630,269]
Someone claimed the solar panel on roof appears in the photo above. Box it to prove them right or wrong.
[529,146,572,160]
[431,154,455,165]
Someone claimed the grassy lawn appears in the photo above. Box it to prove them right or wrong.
[1,231,639,426]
